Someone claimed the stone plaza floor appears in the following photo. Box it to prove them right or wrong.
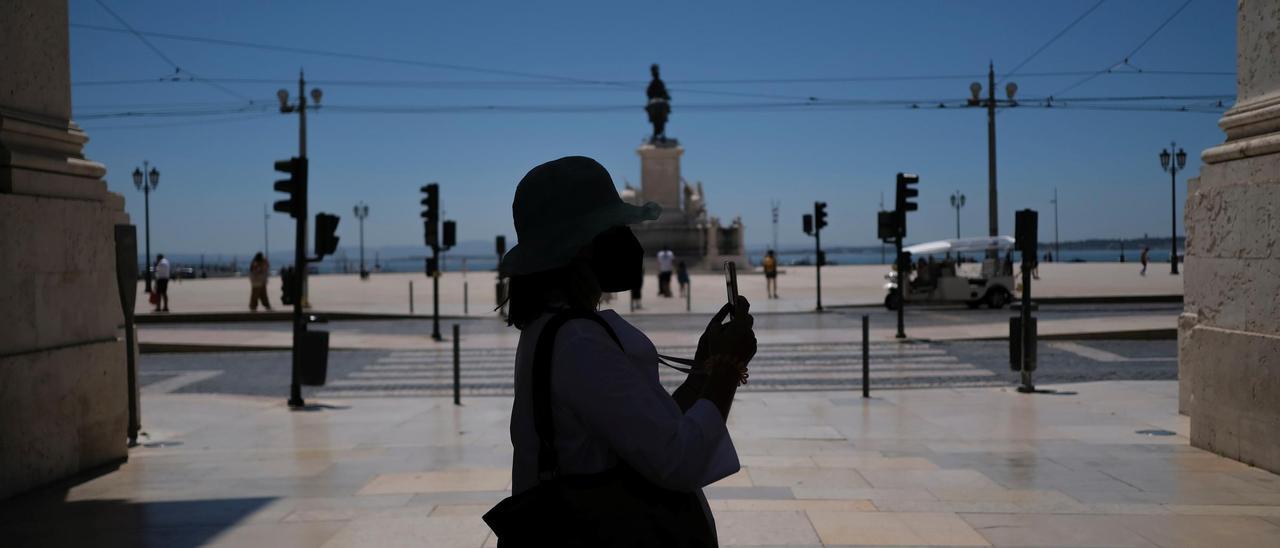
[4,381,1279,547]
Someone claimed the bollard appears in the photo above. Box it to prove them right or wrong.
[409,281,415,315]
[685,281,691,312]
[452,324,461,406]
[464,281,469,316]
[860,314,870,396]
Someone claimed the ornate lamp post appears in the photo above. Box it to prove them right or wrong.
[966,64,1018,251]
[949,191,966,239]
[132,162,160,292]
[354,202,369,279]
[1159,143,1188,275]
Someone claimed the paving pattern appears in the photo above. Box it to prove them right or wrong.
[315,341,1003,398]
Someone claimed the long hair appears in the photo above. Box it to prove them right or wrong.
[503,255,602,330]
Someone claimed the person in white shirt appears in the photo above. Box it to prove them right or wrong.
[657,247,675,297]
[153,254,171,312]
[490,156,756,546]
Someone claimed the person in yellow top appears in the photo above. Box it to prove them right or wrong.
[763,250,779,299]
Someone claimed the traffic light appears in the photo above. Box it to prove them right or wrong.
[878,211,898,241]
[273,157,307,218]
[280,266,297,305]
[895,172,919,214]
[803,213,813,235]
[814,202,828,230]
[1015,209,1038,258]
[442,220,456,249]
[421,183,439,248]
[315,213,340,257]
[426,256,439,276]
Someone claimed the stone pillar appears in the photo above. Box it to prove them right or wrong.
[636,141,684,215]
[1180,0,1280,474]
[0,0,130,498]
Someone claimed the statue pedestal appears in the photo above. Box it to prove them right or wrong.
[1,0,129,498]
[1180,0,1280,474]
[630,139,746,273]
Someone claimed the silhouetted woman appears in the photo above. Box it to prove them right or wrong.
[484,156,756,547]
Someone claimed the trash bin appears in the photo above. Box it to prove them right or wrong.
[300,330,329,386]
[1009,316,1037,372]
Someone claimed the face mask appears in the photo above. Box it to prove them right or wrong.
[590,226,643,292]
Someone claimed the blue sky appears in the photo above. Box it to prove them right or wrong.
[70,0,1235,256]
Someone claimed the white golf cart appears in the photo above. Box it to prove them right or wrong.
[884,236,1016,310]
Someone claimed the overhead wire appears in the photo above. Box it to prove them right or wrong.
[89,0,255,103]
[1051,0,1196,98]
[1001,0,1106,81]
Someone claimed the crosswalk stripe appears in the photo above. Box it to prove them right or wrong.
[353,361,979,379]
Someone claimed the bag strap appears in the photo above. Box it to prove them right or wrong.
[532,309,623,482]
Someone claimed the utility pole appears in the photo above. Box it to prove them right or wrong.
[770,200,780,254]
[263,203,269,258]
[354,202,369,278]
[967,64,1017,254]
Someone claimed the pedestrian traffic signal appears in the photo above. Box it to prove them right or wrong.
[803,213,813,235]
[280,266,297,305]
[315,213,340,257]
[895,172,919,213]
[814,202,828,230]
[421,183,439,248]
[273,157,307,218]
[1015,209,1038,257]
[442,220,456,249]
[878,210,898,241]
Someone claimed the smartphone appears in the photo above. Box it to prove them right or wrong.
[724,260,739,317]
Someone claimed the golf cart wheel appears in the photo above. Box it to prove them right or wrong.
[985,288,1010,309]
[965,300,981,309]
[884,293,902,311]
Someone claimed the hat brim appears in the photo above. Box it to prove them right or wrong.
[501,200,660,277]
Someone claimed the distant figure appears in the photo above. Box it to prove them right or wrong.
[763,250,779,299]
[1031,253,1040,280]
[249,252,272,311]
[1140,247,1150,276]
[646,64,671,142]
[676,260,690,299]
[154,254,171,312]
[486,156,755,545]
[1002,251,1014,277]
[657,247,675,297]
[631,264,645,310]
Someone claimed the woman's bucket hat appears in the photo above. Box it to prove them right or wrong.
[500,156,661,277]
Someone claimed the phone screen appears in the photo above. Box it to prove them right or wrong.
[724,261,739,315]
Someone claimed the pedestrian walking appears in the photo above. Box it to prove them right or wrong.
[1140,246,1150,276]
[249,252,272,311]
[485,156,756,546]
[657,246,675,297]
[763,250,779,299]
[676,260,690,299]
[153,254,171,312]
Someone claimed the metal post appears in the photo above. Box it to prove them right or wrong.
[1019,255,1034,392]
[432,247,442,341]
[815,226,823,311]
[861,314,870,398]
[358,214,365,275]
[409,281,414,315]
[986,63,999,242]
[1053,188,1060,261]
[896,237,906,339]
[263,203,269,260]
[143,174,152,294]
[452,324,461,406]
[1170,157,1179,275]
[685,277,691,312]
[288,71,310,409]
[464,281,469,315]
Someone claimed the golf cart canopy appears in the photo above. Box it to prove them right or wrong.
[903,236,1015,256]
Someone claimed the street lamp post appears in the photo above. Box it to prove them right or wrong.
[132,162,160,293]
[966,64,1018,252]
[1050,187,1060,261]
[354,202,369,279]
[1159,143,1187,275]
[949,191,966,239]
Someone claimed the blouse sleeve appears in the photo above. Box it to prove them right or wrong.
[551,319,740,491]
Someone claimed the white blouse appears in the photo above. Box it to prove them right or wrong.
[509,309,740,495]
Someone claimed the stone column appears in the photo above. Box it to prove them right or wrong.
[1180,0,1280,473]
[636,141,684,215]
[1,0,130,498]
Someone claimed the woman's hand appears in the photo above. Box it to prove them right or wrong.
[697,296,757,420]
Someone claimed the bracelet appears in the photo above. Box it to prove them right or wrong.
[705,355,749,386]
